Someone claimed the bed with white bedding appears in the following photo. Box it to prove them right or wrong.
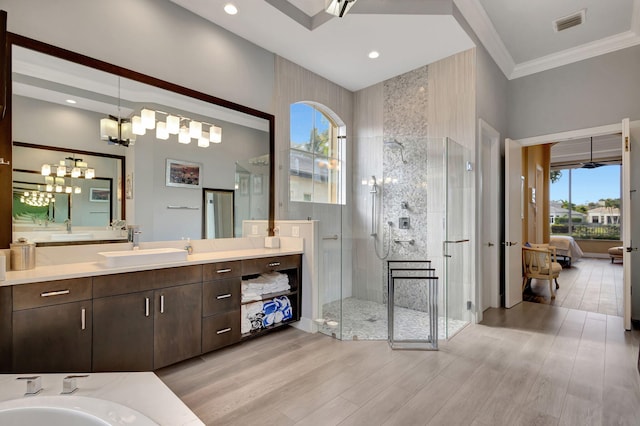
[549,236,584,267]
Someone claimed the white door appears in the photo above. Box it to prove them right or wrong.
[622,119,639,330]
[479,120,501,311]
[504,138,523,308]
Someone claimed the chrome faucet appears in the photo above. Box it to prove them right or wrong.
[61,375,89,394]
[127,225,142,248]
[17,376,42,395]
[64,219,72,233]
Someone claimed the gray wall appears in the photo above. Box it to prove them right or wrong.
[0,0,275,113]
[507,44,640,139]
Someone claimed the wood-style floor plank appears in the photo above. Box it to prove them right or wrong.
[157,302,640,426]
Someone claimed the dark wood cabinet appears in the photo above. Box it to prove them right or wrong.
[154,282,202,369]
[93,290,154,371]
[7,253,301,373]
[13,300,92,373]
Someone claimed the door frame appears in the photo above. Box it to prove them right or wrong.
[477,119,501,320]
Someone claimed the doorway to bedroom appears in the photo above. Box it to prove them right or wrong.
[523,134,624,315]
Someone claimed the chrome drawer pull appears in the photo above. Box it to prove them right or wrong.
[41,289,70,297]
[216,294,232,300]
[145,297,150,317]
[81,308,86,330]
[216,328,232,335]
[217,268,232,274]
[268,262,280,267]
[160,295,165,314]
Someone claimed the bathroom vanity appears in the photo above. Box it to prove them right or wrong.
[0,243,302,374]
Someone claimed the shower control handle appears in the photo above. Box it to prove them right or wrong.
[502,241,518,247]
[487,242,494,247]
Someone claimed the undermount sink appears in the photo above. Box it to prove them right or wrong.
[0,395,158,425]
[51,233,93,241]
[98,247,188,267]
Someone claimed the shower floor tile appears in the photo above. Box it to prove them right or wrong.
[318,297,468,341]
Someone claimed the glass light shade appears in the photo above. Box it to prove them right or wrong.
[156,121,170,140]
[100,117,118,140]
[65,186,72,194]
[41,164,51,176]
[166,115,180,134]
[210,125,222,143]
[45,184,53,192]
[55,177,65,185]
[23,191,29,196]
[51,197,55,202]
[179,126,191,144]
[189,120,202,139]
[141,108,156,129]
[55,185,63,193]
[75,161,88,168]
[198,132,210,148]
[56,166,66,177]
[74,187,81,194]
[120,120,135,144]
[85,168,95,179]
[132,116,146,135]
[71,167,81,178]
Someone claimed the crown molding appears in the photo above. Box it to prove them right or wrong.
[510,30,640,79]
[456,0,640,80]
[453,0,515,77]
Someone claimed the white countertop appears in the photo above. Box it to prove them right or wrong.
[1,244,303,287]
[0,372,203,425]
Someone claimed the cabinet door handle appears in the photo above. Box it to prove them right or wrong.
[216,268,232,274]
[81,308,86,330]
[268,262,280,267]
[216,294,232,300]
[145,297,150,317]
[160,295,165,314]
[216,328,231,335]
[41,289,70,297]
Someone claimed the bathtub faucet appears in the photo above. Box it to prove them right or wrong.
[62,375,89,394]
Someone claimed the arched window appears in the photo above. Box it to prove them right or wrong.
[289,102,345,204]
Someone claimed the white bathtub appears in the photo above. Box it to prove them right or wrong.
[0,395,158,425]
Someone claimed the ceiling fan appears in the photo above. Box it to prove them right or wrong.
[581,137,605,169]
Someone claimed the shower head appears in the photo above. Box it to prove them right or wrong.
[384,140,404,150]
[370,175,378,193]
[384,140,407,163]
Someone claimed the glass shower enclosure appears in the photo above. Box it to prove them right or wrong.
[291,136,473,343]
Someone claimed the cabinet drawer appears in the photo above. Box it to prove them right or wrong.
[93,270,155,298]
[203,277,241,316]
[153,265,202,287]
[241,255,301,276]
[202,311,240,353]
[13,278,92,311]
[203,260,242,281]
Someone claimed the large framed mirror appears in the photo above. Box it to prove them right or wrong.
[0,31,274,246]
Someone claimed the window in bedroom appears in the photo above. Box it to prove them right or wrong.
[550,165,621,240]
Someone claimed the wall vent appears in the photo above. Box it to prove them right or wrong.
[553,9,586,32]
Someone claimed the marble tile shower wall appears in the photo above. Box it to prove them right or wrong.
[381,66,432,312]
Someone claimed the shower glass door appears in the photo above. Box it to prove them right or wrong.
[443,137,472,338]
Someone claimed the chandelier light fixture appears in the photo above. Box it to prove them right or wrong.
[41,157,95,180]
[18,190,56,207]
[128,108,223,147]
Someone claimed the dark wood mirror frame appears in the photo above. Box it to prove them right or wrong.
[0,10,275,248]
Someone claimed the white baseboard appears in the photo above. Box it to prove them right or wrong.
[291,317,317,333]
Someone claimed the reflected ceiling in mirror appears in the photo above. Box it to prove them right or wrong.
[10,39,274,245]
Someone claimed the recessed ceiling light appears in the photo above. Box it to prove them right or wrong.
[224,3,238,15]
[65,99,77,104]
[368,51,380,59]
